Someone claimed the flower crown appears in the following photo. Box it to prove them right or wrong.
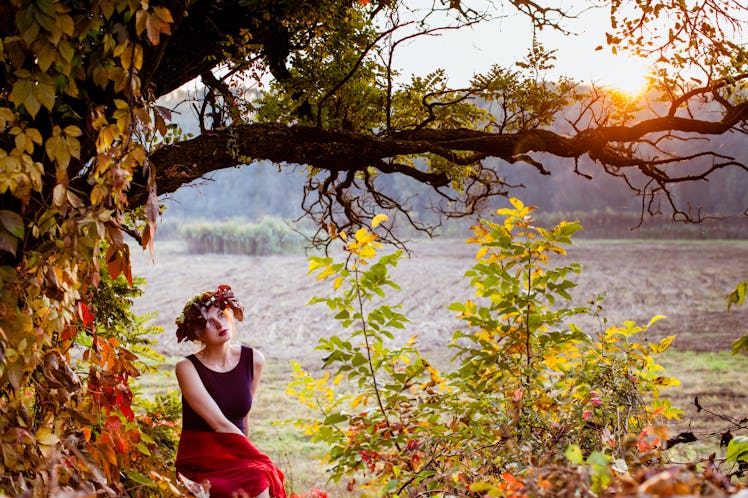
[175,284,245,343]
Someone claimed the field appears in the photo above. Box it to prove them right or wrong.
[130,237,748,494]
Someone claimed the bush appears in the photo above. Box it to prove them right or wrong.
[290,201,683,496]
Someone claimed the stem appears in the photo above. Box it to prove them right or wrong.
[525,256,532,372]
[353,266,401,452]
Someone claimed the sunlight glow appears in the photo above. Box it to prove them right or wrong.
[592,53,652,97]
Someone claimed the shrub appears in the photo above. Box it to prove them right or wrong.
[289,201,681,496]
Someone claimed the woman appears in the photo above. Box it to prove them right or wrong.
[174,284,286,498]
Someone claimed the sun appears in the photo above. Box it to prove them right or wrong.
[596,53,652,97]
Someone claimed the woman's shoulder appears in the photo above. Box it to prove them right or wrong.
[176,353,195,364]
[239,344,264,365]
[175,355,198,376]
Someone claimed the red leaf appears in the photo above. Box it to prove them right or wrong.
[61,325,78,341]
[77,301,94,329]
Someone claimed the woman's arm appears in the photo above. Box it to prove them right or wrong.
[251,348,265,398]
[176,358,245,436]
[244,349,266,436]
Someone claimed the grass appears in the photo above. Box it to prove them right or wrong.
[656,350,748,464]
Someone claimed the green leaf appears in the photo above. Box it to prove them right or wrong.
[587,451,611,466]
[726,436,748,462]
[565,444,584,464]
[124,470,156,486]
[323,413,348,425]
[731,334,748,354]
[0,210,24,238]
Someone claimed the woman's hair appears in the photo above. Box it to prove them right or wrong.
[175,284,245,343]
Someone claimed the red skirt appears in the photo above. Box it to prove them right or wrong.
[176,430,286,498]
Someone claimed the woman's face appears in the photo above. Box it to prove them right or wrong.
[198,305,235,344]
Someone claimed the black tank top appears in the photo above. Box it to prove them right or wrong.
[181,345,254,433]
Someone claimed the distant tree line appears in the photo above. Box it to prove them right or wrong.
[161,151,747,241]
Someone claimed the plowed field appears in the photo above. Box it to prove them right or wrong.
[131,238,748,360]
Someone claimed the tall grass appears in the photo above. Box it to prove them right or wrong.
[178,217,305,256]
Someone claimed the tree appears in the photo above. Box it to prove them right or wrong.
[0,0,745,493]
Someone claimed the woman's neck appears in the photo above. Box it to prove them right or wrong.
[197,342,234,367]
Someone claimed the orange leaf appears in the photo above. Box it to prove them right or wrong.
[501,471,524,489]
[106,243,133,286]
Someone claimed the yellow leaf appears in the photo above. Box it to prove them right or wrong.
[90,184,109,205]
[66,136,80,159]
[57,13,75,37]
[654,376,680,387]
[647,314,667,328]
[657,335,675,351]
[146,12,163,45]
[36,41,57,72]
[29,161,43,191]
[12,79,32,109]
[333,277,344,290]
[153,6,174,24]
[316,266,335,280]
[371,213,389,228]
[34,79,56,112]
[58,40,74,63]
[35,427,60,446]
[52,184,66,207]
[0,107,15,129]
[354,227,369,243]
[14,132,26,153]
[63,125,82,138]
[97,126,114,151]
[509,197,525,210]
[54,137,71,169]
[130,145,146,165]
[135,9,147,36]
[133,43,144,70]
[308,259,323,274]
[26,128,42,146]
[358,245,376,259]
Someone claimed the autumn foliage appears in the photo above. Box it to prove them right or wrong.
[0,0,746,495]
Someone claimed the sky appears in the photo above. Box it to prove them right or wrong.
[391,3,658,95]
